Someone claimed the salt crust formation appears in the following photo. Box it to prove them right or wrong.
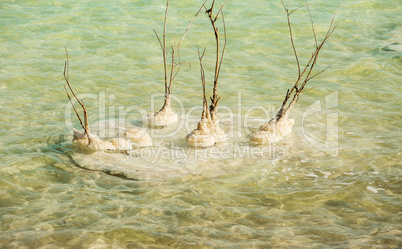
[250,115,295,144]
[73,128,152,151]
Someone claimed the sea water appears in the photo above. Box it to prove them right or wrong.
[0,0,401,248]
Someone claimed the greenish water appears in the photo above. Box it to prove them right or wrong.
[1,0,401,248]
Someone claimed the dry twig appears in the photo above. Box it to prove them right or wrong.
[153,0,208,106]
[251,1,337,144]
[204,0,228,120]
[197,47,210,120]
[186,0,228,146]
[276,0,337,120]
[150,0,208,127]
[63,47,90,136]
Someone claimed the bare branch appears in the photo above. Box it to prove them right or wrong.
[153,29,163,50]
[167,0,207,94]
[206,0,227,115]
[63,85,85,131]
[280,0,288,12]
[214,0,228,23]
[63,48,90,135]
[65,50,69,81]
[172,45,184,82]
[197,47,208,119]
[217,9,227,81]
[289,4,306,15]
[177,41,181,65]
[172,65,182,82]
[168,46,175,94]
[173,0,208,53]
[156,0,207,100]
[209,0,216,16]
[162,0,169,96]
[198,48,206,99]
[281,0,301,79]
[306,65,330,82]
[305,0,317,48]
[274,2,337,119]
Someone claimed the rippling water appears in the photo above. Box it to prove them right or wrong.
[0,0,401,248]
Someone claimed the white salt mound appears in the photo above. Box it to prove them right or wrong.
[149,105,178,127]
[251,117,295,144]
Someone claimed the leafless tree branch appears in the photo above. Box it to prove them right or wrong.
[154,0,207,109]
[63,47,90,135]
[206,0,227,117]
[275,1,337,120]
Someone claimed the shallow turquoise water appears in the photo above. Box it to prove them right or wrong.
[0,0,401,248]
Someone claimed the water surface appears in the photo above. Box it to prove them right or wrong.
[0,0,401,248]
